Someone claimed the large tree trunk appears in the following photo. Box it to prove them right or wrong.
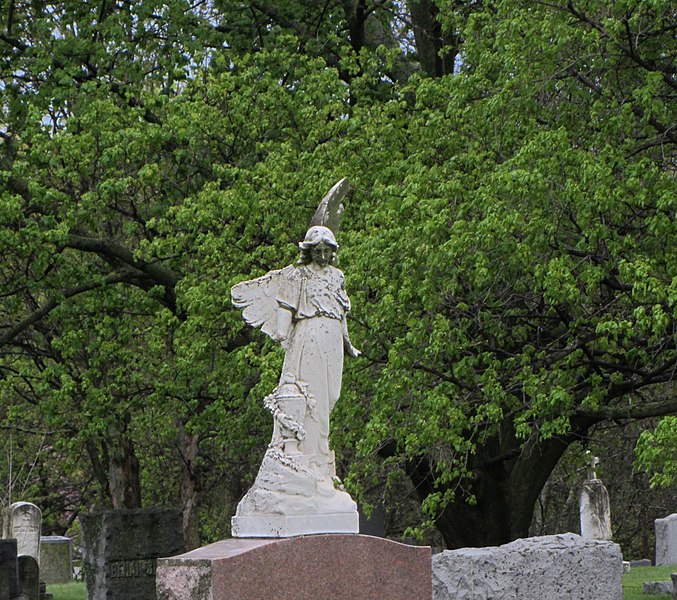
[406,417,599,548]
[178,425,201,550]
[107,418,142,509]
[407,0,457,77]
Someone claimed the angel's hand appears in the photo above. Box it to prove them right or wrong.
[272,330,288,343]
[345,343,361,358]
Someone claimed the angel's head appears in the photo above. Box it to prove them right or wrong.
[298,226,338,266]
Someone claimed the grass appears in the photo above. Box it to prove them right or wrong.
[622,565,676,600]
[46,581,86,600]
[44,564,676,600]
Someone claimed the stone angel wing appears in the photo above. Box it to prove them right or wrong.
[231,266,294,338]
[310,178,349,233]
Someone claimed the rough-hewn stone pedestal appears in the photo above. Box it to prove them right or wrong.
[156,534,431,600]
[432,533,623,600]
[231,513,359,538]
[81,508,184,600]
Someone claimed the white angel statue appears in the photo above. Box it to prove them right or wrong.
[230,179,361,537]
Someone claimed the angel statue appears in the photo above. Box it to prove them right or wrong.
[230,179,361,537]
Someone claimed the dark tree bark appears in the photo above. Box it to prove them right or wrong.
[401,416,600,548]
[107,418,142,509]
[407,0,457,77]
[178,425,202,550]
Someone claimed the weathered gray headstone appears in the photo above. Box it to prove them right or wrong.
[40,537,72,584]
[0,540,19,600]
[432,533,623,600]
[3,503,42,563]
[630,558,652,567]
[18,554,40,600]
[643,580,673,594]
[671,573,676,600]
[656,514,677,565]
[580,479,612,540]
[81,508,184,600]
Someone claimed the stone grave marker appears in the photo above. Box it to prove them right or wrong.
[630,558,652,567]
[579,453,613,540]
[18,555,40,600]
[81,508,184,600]
[643,580,673,594]
[0,540,19,600]
[39,537,72,584]
[3,503,42,563]
[157,534,431,600]
[432,533,623,600]
[656,513,677,565]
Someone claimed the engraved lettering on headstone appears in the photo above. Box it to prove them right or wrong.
[106,559,156,579]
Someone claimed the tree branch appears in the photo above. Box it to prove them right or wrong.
[65,235,179,289]
[0,271,134,347]
[577,395,677,420]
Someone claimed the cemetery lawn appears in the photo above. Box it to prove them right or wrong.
[42,566,677,600]
[623,565,677,600]
[47,582,86,600]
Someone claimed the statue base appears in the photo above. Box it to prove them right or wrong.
[231,512,359,537]
[156,535,431,600]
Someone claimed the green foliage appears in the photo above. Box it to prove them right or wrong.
[636,417,677,488]
[1,0,675,548]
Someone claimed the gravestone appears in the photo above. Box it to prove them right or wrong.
[671,573,677,600]
[3,503,41,563]
[156,535,431,600]
[81,508,184,600]
[18,555,40,600]
[656,514,677,565]
[643,580,673,594]
[40,537,72,584]
[432,533,623,600]
[580,480,612,539]
[630,558,652,567]
[580,453,613,540]
[0,540,19,600]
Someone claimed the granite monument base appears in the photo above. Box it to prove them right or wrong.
[156,534,431,600]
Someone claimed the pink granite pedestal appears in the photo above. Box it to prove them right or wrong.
[156,534,431,600]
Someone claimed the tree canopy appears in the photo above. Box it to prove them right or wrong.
[1,0,675,549]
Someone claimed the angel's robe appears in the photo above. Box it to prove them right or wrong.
[275,264,350,475]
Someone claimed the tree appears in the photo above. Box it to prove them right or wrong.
[333,0,677,547]
[1,0,675,551]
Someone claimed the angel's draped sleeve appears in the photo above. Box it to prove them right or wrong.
[276,268,301,314]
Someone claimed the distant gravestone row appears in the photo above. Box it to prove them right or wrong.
[0,502,52,600]
[4,498,677,600]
